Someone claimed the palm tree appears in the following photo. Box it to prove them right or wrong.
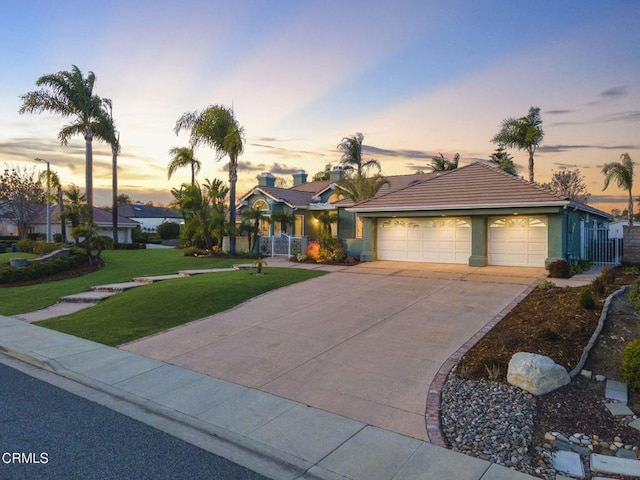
[491,106,544,183]
[174,182,215,252]
[271,211,294,234]
[38,169,65,241]
[602,153,635,226]
[203,178,229,248]
[489,146,517,175]
[430,152,459,172]
[92,98,120,245]
[60,185,89,243]
[337,133,389,201]
[241,207,267,254]
[174,105,245,254]
[168,147,201,185]
[19,65,105,219]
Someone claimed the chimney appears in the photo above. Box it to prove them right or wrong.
[292,170,307,186]
[258,172,276,187]
[329,165,345,181]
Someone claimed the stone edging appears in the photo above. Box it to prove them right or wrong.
[424,278,542,447]
[568,285,628,378]
[425,280,630,448]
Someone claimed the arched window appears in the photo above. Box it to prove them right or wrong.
[252,199,271,236]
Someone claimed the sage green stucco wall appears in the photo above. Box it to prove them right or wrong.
[360,217,376,261]
[546,213,565,265]
[469,216,487,266]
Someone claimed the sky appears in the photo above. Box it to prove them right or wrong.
[1,0,639,214]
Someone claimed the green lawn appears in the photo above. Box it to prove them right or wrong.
[0,249,256,316]
[36,267,324,346]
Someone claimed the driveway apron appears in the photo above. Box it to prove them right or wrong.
[121,262,542,441]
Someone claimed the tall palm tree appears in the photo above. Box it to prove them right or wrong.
[337,133,389,201]
[491,106,544,183]
[430,152,459,172]
[602,153,635,226]
[92,98,120,245]
[168,147,201,185]
[174,105,244,254]
[19,65,104,219]
[241,207,267,254]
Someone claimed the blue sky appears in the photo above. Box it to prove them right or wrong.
[1,0,639,212]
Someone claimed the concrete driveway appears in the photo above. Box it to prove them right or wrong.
[121,261,543,441]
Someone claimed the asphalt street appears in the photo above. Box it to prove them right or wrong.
[0,358,269,480]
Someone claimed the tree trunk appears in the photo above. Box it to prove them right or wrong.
[228,156,237,255]
[112,145,118,247]
[528,148,535,183]
[58,188,66,241]
[84,125,94,221]
[629,190,634,227]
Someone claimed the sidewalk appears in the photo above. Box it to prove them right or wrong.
[0,314,537,480]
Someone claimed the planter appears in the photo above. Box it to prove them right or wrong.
[9,258,28,268]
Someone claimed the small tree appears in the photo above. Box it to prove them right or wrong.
[430,152,459,172]
[489,146,517,175]
[542,168,590,203]
[312,163,332,181]
[241,207,267,254]
[0,165,45,239]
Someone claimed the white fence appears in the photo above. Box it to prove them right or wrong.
[260,234,304,257]
[581,223,622,266]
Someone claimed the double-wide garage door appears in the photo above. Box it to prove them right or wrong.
[377,217,471,263]
[377,216,548,267]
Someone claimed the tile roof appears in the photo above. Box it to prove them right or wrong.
[32,206,139,227]
[349,162,578,212]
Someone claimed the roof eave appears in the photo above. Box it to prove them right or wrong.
[347,201,572,213]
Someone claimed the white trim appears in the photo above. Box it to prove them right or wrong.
[348,201,571,212]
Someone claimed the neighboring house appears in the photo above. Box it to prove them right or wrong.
[241,162,612,267]
[348,162,612,267]
[238,167,435,257]
[30,206,140,244]
[609,220,640,239]
[118,203,183,233]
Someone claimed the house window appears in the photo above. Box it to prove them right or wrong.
[274,221,281,236]
[295,215,304,236]
[253,199,270,236]
[356,215,363,238]
[328,193,345,203]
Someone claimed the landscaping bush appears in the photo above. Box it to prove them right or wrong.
[538,279,556,291]
[114,242,146,250]
[622,339,640,389]
[547,259,570,278]
[578,286,595,310]
[591,276,606,297]
[0,249,88,284]
[305,240,321,261]
[629,278,640,310]
[600,267,616,285]
[33,241,67,255]
[17,239,35,253]
[157,222,180,240]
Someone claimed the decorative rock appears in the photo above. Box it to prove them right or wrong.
[606,403,634,416]
[630,418,640,432]
[595,374,606,382]
[592,453,640,476]
[614,436,622,443]
[544,432,556,441]
[507,352,570,395]
[552,451,585,478]
[580,369,592,379]
[617,448,637,459]
[605,380,628,403]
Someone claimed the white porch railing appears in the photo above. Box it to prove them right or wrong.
[260,234,304,257]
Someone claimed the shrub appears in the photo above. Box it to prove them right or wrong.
[345,256,357,265]
[0,249,88,284]
[305,240,320,261]
[547,259,571,278]
[17,239,36,253]
[578,286,595,310]
[296,253,308,262]
[538,279,556,291]
[629,278,640,310]
[591,276,607,297]
[622,339,640,389]
[183,246,208,256]
[157,222,180,240]
[33,241,67,255]
[600,267,616,285]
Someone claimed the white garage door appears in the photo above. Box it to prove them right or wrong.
[488,216,548,267]
[377,217,471,263]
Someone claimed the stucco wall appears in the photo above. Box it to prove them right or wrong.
[623,226,640,264]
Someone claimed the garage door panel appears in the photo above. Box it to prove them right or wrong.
[378,217,471,264]
[488,216,548,267]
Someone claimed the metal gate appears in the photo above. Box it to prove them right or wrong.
[580,222,622,265]
[260,234,304,257]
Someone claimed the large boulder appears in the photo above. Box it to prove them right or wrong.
[507,352,570,395]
